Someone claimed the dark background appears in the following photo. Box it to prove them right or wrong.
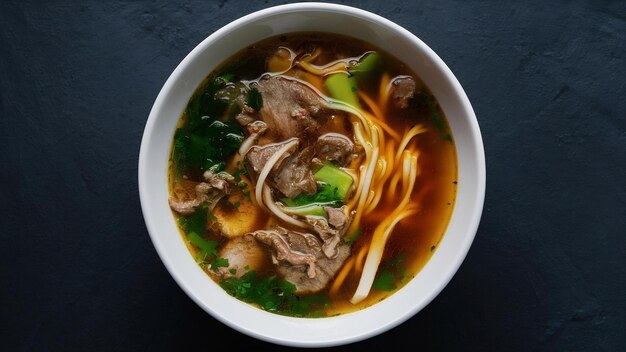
[1,0,624,350]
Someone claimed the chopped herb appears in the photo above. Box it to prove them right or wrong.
[172,119,244,179]
[233,201,241,209]
[186,72,236,128]
[229,268,237,275]
[247,88,263,111]
[178,204,209,236]
[372,254,410,292]
[179,205,226,271]
[372,270,396,291]
[233,166,249,183]
[188,232,218,258]
[210,257,229,270]
[344,228,361,244]
[208,162,226,173]
[431,245,436,251]
[242,190,251,201]
[220,271,328,317]
[172,71,245,179]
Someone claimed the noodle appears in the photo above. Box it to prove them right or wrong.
[351,153,418,304]
[262,185,310,228]
[255,139,299,210]
[329,257,355,294]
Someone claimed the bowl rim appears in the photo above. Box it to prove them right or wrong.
[139,2,485,347]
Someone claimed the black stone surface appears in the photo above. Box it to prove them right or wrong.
[1,1,624,350]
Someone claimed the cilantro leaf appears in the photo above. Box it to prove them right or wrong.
[372,270,396,291]
[178,204,209,236]
[188,232,217,258]
[220,271,328,317]
[210,257,229,270]
[247,88,263,111]
[372,253,411,292]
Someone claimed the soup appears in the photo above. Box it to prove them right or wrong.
[168,32,457,317]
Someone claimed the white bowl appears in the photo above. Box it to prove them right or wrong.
[139,2,485,347]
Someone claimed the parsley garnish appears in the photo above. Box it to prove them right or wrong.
[372,253,411,291]
[220,271,328,317]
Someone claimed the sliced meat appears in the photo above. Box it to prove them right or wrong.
[325,206,349,229]
[304,206,352,259]
[253,228,317,278]
[245,140,297,174]
[253,76,326,140]
[245,141,316,198]
[244,120,267,135]
[168,171,233,215]
[272,147,317,198]
[251,226,351,294]
[217,234,266,278]
[281,240,350,294]
[315,133,355,165]
[238,120,268,156]
[391,76,417,109]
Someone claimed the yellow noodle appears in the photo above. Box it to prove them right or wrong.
[379,72,391,108]
[359,92,385,122]
[387,167,403,203]
[351,154,418,303]
[395,124,426,164]
[329,257,355,295]
[298,60,348,76]
[347,125,379,237]
[347,165,366,210]
[355,244,370,274]
[364,188,383,215]
[300,48,322,63]
[362,110,401,141]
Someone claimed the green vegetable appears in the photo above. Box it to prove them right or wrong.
[172,119,244,179]
[324,73,359,107]
[313,163,353,199]
[211,257,229,269]
[281,163,353,209]
[178,204,209,236]
[188,232,217,258]
[372,254,412,292]
[172,71,246,179]
[349,52,383,78]
[282,183,343,208]
[283,204,327,217]
[247,87,263,111]
[221,271,328,317]
[187,72,236,128]
[179,205,227,270]
[372,270,397,291]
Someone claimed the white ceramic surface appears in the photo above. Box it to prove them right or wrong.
[139,2,485,347]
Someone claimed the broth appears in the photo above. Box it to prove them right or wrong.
[168,32,457,317]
